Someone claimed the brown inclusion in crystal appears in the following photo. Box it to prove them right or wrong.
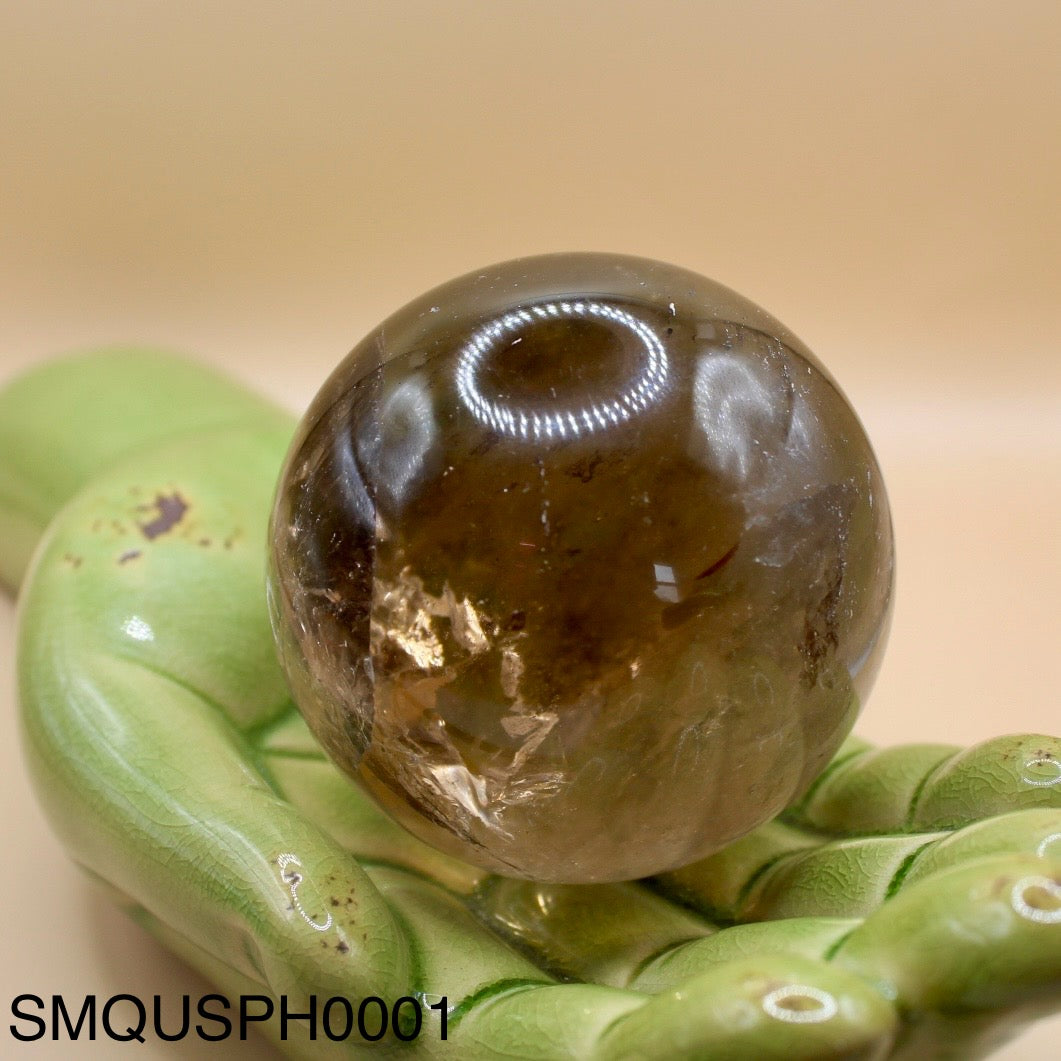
[269,253,894,883]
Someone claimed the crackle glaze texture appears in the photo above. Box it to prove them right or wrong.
[268,253,894,882]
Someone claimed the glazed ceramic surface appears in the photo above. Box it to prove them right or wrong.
[1,350,1058,1059]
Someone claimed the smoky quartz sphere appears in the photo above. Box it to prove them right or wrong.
[268,253,894,883]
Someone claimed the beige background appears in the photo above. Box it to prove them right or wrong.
[1,2,1058,1056]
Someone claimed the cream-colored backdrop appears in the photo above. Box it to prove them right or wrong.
[2,2,1058,1056]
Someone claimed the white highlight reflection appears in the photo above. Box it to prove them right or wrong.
[1021,757,1061,787]
[277,853,333,932]
[122,616,154,642]
[692,352,776,482]
[1037,832,1061,859]
[761,984,838,1024]
[653,563,679,603]
[1010,875,1061,924]
[376,375,436,507]
[455,300,668,441]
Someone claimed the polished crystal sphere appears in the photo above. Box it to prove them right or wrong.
[268,253,894,883]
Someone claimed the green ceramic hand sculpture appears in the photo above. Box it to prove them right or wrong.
[2,348,1059,1059]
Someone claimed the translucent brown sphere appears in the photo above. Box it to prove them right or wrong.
[268,253,894,883]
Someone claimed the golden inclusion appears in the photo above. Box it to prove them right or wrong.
[268,253,894,883]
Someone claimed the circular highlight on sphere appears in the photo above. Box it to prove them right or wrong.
[455,299,669,441]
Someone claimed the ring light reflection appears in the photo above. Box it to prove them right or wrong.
[455,300,669,441]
